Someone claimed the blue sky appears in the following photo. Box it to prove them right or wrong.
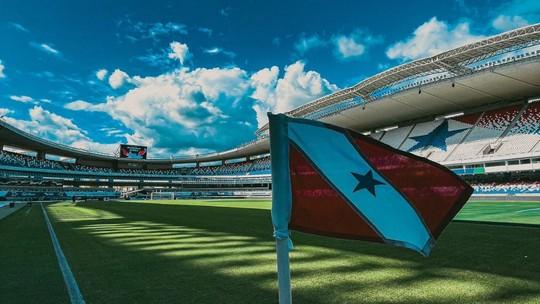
[0,0,539,157]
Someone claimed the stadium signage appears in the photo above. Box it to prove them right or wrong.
[119,145,148,160]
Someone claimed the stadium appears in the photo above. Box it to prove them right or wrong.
[2,18,540,304]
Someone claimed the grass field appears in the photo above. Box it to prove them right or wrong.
[1,199,540,303]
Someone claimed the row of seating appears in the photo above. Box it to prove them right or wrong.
[0,150,64,170]
[372,101,540,163]
[472,182,540,194]
[0,149,272,177]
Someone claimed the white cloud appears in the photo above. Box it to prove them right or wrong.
[334,35,366,58]
[295,31,380,59]
[250,66,280,102]
[0,108,13,116]
[0,60,5,78]
[492,15,529,32]
[96,69,108,81]
[145,22,187,38]
[294,35,325,54]
[203,47,236,58]
[30,42,61,56]
[386,17,485,61]
[64,60,336,152]
[2,106,119,155]
[66,67,256,152]
[108,69,130,89]
[118,19,188,42]
[251,61,338,127]
[10,95,34,103]
[9,95,53,105]
[64,100,95,111]
[168,41,190,65]
[99,127,125,137]
[9,22,29,32]
[491,0,540,27]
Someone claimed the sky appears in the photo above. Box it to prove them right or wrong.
[0,0,539,158]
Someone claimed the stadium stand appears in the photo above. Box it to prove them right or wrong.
[496,102,540,156]
[379,125,412,148]
[472,182,540,194]
[370,132,384,141]
[0,24,539,201]
[0,150,64,170]
[427,115,479,162]
[401,120,444,155]
[250,156,271,174]
[446,105,522,161]
[0,149,271,177]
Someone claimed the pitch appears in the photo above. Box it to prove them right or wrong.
[1,199,539,303]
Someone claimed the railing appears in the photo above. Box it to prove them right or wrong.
[283,45,540,125]
[0,164,271,181]
[256,24,540,135]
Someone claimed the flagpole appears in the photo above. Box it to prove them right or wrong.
[276,238,292,304]
[268,113,293,304]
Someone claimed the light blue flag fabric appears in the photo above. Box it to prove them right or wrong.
[270,113,438,256]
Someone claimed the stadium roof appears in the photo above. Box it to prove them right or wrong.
[257,23,540,134]
[1,24,540,165]
[0,118,268,164]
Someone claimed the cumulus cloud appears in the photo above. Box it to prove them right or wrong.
[60,43,336,154]
[386,17,485,61]
[66,67,257,152]
[0,108,13,116]
[168,41,190,64]
[1,106,117,155]
[108,69,130,89]
[334,35,366,58]
[10,95,34,103]
[64,100,96,111]
[295,31,380,60]
[251,61,338,127]
[65,59,336,152]
[491,0,540,29]
[96,69,108,80]
[3,107,118,154]
[0,60,5,78]
[492,15,529,32]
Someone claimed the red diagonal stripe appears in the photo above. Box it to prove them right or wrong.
[350,133,472,238]
[289,143,383,242]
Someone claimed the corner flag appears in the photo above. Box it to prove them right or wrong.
[269,113,473,303]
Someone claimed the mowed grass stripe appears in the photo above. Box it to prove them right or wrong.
[456,201,540,225]
[0,203,69,304]
[46,200,540,304]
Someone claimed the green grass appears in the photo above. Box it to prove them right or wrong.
[0,204,68,304]
[456,201,540,225]
[2,199,540,303]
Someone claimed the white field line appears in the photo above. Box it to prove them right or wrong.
[40,203,85,304]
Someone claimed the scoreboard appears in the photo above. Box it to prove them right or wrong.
[119,145,148,160]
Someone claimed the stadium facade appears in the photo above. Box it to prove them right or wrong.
[1,23,540,201]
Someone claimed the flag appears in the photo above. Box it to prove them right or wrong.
[269,113,473,257]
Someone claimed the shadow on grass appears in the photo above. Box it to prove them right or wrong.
[47,201,540,304]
